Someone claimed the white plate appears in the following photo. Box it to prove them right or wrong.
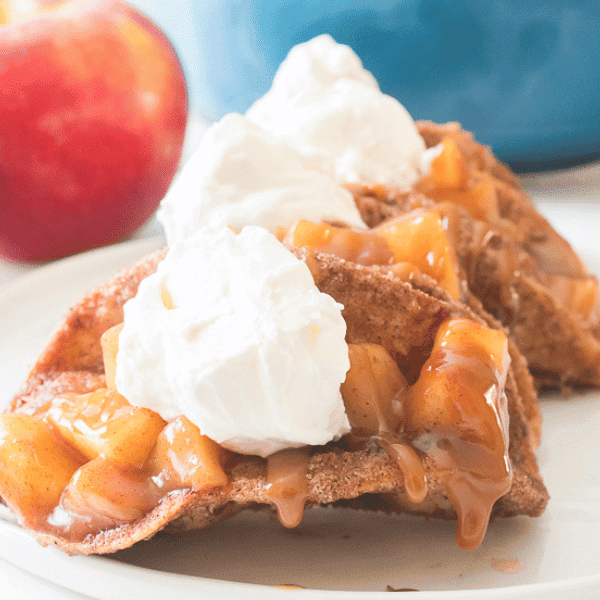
[0,221,599,600]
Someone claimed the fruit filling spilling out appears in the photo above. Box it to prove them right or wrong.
[285,211,462,300]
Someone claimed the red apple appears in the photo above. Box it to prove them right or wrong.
[0,0,187,261]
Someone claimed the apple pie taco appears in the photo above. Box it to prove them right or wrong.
[349,121,600,389]
[2,223,547,556]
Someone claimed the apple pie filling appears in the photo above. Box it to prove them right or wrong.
[284,210,463,300]
[0,316,510,550]
[0,386,227,542]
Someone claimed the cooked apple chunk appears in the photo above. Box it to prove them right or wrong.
[60,457,162,524]
[44,388,166,468]
[147,415,228,492]
[373,210,461,299]
[286,219,393,266]
[405,318,509,436]
[100,323,122,389]
[341,343,407,435]
[286,216,461,300]
[0,414,84,527]
[416,137,500,223]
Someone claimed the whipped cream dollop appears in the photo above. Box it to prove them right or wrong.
[115,226,351,457]
[246,34,426,186]
[158,113,365,245]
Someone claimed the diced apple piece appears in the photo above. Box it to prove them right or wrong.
[417,137,500,223]
[45,388,166,467]
[427,137,470,189]
[61,457,161,523]
[0,414,83,527]
[570,277,599,321]
[402,353,460,433]
[374,210,461,299]
[405,349,508,452]
[546,274,600,321]
[100,323,123,389]
[387,261,422,282]
[98,408,167,468]
[285,220,394,266]
[422,170,499,223]
[147,416,228,492]
[45,388,128,458]
[465,171,500,222]
[434,318,509,375]
[403,319,509,455]
[402,318,512,551]
[341,343,408,435]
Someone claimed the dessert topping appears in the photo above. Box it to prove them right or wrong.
[158,113,365,245]
[115,226,351,457]
[247,34,426,187]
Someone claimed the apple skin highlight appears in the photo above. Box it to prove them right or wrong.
[0,0,188,262]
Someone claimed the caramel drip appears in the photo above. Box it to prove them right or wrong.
[445,451,511,550]
[418,353,512,550]
[406,336,512,550]
[373,432,427,504]
[265,447,311,528]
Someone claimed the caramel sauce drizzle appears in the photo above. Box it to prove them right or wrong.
[404,322,512,550]
[265,446,311,528]
[373,432,427,505]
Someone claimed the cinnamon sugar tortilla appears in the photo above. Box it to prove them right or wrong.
[8,247,547,555]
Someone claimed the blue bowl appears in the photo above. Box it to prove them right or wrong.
[192,0,600,172]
